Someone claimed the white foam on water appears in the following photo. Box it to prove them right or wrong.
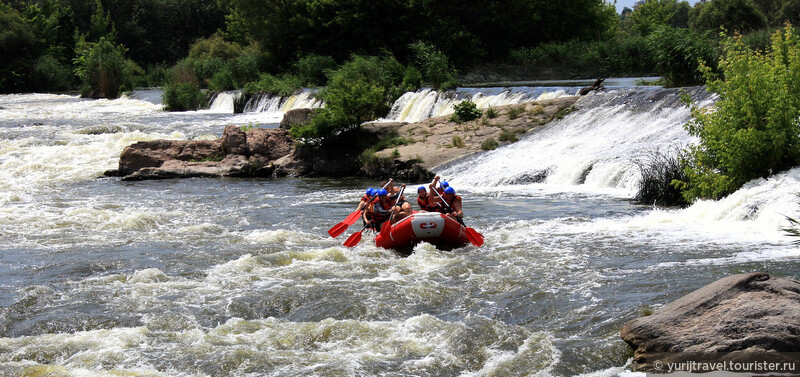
[0,313,554,377]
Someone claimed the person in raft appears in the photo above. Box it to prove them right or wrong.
[364,185,407,230]
[439,186,463,220]
[382,180,413,221]
[428,175,448,209]
[416,186,436,212]
[357,188,375,212]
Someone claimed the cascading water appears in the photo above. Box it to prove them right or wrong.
[439,87,714,195]
[243,90,325,113]
[384,87,579,123]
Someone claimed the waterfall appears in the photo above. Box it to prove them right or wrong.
[384,87,580,123]
[207,91,243,113]
[243,91,324,114]
[438,87,716,195]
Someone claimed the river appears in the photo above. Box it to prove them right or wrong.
[0,86,797,376]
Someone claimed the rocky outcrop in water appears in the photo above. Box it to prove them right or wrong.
[106,125,294,180]
[621,272,800,372]
[280,108,319,130]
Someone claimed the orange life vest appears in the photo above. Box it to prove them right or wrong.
[437,195,462,213]
[417,195,434,211]
[368,199,393,221]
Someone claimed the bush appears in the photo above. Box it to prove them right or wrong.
[450,100,481,123]
[480,138,499,150]
[451,135,465,148]
[163,82,207,111]
[677,26,800,201]
[243,73,304,97]
[507,106,524,119]
[498,129,518,142]
[294,54,337,86]
[74,36,136,99]
[292,54,408,144]
[486,107,498,118]
[410,41,458,91]
[176,35,265,90]
[32,54,73,92]
[647,26,718,87]
[634,149,689,207]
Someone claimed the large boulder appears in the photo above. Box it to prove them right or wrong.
[279,108,318,130]
[246,128,293,160]
[222,125,248,155]
[621,272,800,371]
[115,139,224,176]
[122,154,253,181]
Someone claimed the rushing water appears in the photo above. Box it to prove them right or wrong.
[0,87,798,377]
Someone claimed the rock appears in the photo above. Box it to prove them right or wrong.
[111,126,296,179]
[621,272,800,371]
[246,128,293,160]
[118,140,189,176]
[280,108,318,130]
[362,121,407,134]
[222,125,248,155]
[122,154,252,181]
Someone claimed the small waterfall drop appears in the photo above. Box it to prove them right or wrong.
[384,87,579,123]
[243,91,324,114]
[207,91,243,113]
[438,87,716,195]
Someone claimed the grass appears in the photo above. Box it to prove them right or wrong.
[480,138,499,150]
[507,106,525,119]
[451,135,466,148]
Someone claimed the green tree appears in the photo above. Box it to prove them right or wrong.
[291,54,409,144]
[689,0,767,33]
[74,35,136,98]
[648,26,717,86]
[678,26,800,200]
[409,41,458,91]
[628,0,683,35]
[0,4,39,93]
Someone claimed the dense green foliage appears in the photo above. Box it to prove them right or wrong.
[450,100,481,123]
[221,0,618,68]
[74,35,139,98]
[290,55,413,144]
[677,26,800,200]
[647,26,718,86]
[163,82,207,111]
[1,0,799,97]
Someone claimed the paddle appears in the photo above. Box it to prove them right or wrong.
[328,180,393,238]
[380,185,405,239]
[432,185,484,247]
[343,224,369,247]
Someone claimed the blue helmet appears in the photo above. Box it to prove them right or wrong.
[417,186,427,192]
[441,181,450,188]
[366,188,375,196]
[377,189,388,196]
[444,187,455,195]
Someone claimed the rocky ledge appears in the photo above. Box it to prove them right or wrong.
[105,125,294,180]
[621,272,800,372]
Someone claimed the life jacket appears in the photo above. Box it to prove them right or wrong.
[417,195,434,211]
[438,195,462,214]
[368,199,393,222]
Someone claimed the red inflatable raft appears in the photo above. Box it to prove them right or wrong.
[374,211,470,251]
